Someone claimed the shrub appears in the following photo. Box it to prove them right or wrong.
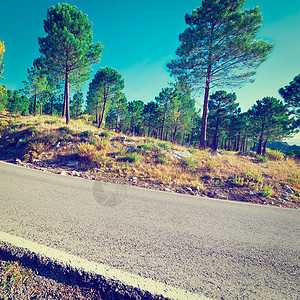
[156,156,168,164]
[45,119,58,125]
[78,130,93,138]
[204,160,217,172]
[255,154,268,163]
[100,131,111,138]
[59,126,74,134]
[120,153,142,163]
[26,126,39,135]
[95,152,115,168]
[76,143,97,162]
[23,141,47,161]
[94,138,110,151]
[188,147,198,154]
[265,148,285,161]
[181,157,198,172]
[157,142,172,150]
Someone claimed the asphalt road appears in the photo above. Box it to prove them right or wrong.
[0,161,299,299]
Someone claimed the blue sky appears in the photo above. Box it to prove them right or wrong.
[1,0,300,144]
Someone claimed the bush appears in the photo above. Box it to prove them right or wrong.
[265,148,285,161]
[100,131,111,138]
[76,143,97,162]
[78,130,93,138]
[120,153,142,163]
[90,138,110,150]
[23,141,47,161]
[181,157,198,172]
[156,155,168,164]
[59,126,74,134]
[157,142,172,150]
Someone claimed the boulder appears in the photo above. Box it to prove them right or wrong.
[171,150,191,159]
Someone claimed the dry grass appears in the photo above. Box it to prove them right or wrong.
[1,114,300,208]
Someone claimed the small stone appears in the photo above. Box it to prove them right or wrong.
[248,191,254,196]
[60,171,67,176]
[186,187,193,193]
[67,142,73,145]
[127,138,135,142]
[71,171,80,176]
[214,193,227,200]
[110,143,117,147]
[164,188,171,192]
[119,136,126,141]
[16,158,22,164]
[284,185,294,194]
[209,150,222,156]
[94,135,100,139]
[67,161,79,167]
[132,176,137,183]
[56,142,61,148]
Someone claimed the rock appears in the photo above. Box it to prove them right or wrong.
[164,188,171,192]
[110,143,117,147]
[261,165,269,169]
[132,176,137,183]
[67,142,73,145]
[56,142,61,148]
[171,150,191,159]
[125,145,136,152]
[94,135,100,139]
[127,138,135,142]
[67,161,79,167]
[207,191,215,198]
[182,143,191,147]
[248,191,254,196]
[284,185,294,194]
[214,193,227,200]
[119,136,126,141]
[281,193,290,200]
[71,171,80,176]
[209,150,222,156]
[60,171,67,176]
[15,158,22,164]
[186,187,193,193]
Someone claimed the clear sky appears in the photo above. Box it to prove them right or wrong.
[1,0,300,144]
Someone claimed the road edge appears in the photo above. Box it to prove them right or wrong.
[0,231,209,300]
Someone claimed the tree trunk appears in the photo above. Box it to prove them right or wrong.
[262,138,268,156]
[33,89,37,116]
[40,102,42,116]
[212,116,220,151]
[160,108,167,140]
[64,70,70,124]
[200,64,212,149]
[98,85,107,128]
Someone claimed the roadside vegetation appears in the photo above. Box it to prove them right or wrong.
[1,113,299,209]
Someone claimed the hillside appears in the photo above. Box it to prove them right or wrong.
[0,113,299,209]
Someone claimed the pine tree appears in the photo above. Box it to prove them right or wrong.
[38,3,103,124]
[168,0,274,149]
[87,67,124,128]
[207,91,239,150]
[248,97,292,155]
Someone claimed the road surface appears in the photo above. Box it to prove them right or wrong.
[0,161,299,299]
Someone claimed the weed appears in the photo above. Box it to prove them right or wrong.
[256,183,275,198]
[0,119,10,130]
[188,147,198,154]
[26,126,39,135]
[90,138,110,151]
[233,176,252,187]
[45,119,58,125]
[156,156,168,164]
[241,170,263,184]
[204,160,217,172]
[0,261,33,290]
[289,172,300,186]
[95,152,115,168]
[255,154,269,163]
[59,126,74,134]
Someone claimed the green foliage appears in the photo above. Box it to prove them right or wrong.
[181,157,198,172]
[90,138,110,150]
[120,152,142,163]
[288,172,300,186]
[100,131,111,138]
[78,130,93,138]
[59,126,74,134]
[157,142,172,150]
[26,126,39,135]
[39,3,103,124]
[255,154,269,163]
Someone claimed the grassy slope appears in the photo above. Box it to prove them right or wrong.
[0,113,299,209]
